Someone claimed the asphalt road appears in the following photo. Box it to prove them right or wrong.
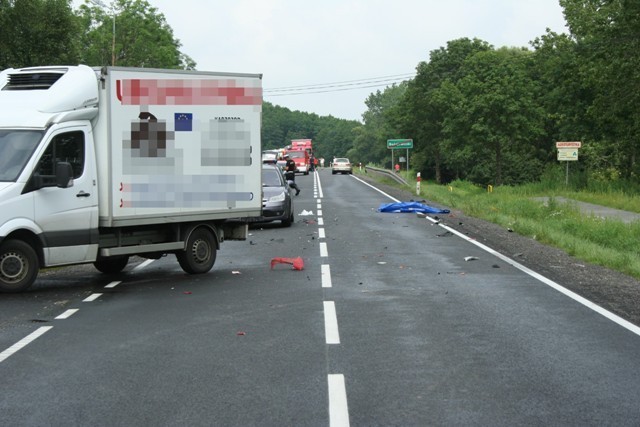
[1,169,640,426]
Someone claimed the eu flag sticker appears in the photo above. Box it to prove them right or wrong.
[175,113,193,131]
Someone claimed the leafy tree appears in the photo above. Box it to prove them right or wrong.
[351,83,407,168]
[76,0,194,69]
[559,0,640,179]
[402,38,492,183]
[0,0,81,69]
[452,47,546,185]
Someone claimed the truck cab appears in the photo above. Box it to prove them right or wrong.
[0,65,262,292]
[287,149,310,175]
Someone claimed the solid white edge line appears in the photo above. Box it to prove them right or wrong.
[83,293,103,302]
[324,301,341,344]
[316,170,324,199]
[0,326,53,363]
[435,220,640,337]
[320,242,328,257]
[351,175,401,202]
[353,173,640,337]
[328,374,350,427]
[55,309,79,320]
[322,264,332,288]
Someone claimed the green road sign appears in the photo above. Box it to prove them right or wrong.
[387,139,413,149]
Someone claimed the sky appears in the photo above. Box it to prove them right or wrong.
[75,0,569,122]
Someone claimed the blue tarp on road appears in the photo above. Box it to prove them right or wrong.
[378,201,450,214]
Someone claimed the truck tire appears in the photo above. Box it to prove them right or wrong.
[0,239,39,293]
[93,256,129,274]
[177,227,217,274]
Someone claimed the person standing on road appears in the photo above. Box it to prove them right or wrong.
[284,155,301,196]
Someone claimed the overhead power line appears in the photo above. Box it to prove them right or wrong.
[263,73,415,97]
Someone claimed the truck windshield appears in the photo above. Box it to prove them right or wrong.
[0,130,43,182]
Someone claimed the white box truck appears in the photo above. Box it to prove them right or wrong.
[0,65,263,292]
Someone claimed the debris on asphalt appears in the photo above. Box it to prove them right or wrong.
[270,257,304,270]
[464,256,478,261]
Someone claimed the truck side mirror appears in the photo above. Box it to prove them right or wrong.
[55,162,74,188]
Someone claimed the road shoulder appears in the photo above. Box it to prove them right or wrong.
[358,174,640,327]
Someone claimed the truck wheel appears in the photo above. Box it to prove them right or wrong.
[93,256,129,274]
[0,240,39,293]
[177,227,217,274]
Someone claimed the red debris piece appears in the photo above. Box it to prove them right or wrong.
[237,331,246,336]
[270,257,304,271]
[183,291,192,295]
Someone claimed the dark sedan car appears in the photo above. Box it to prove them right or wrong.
[257,164,294,227]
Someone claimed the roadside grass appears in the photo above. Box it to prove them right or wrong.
[358,169,640,280]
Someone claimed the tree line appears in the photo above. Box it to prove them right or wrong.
[347,0,640,187]
[0,0,194,70]
[267,0,640,188]
[2,0,637,188]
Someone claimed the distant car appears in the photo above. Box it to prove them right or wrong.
[332,157,352,174]
[255,164,294,227]
[261,150,279,164]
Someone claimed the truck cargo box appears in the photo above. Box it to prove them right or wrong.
[95,67,263,227]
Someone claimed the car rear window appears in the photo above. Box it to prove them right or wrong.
[262,168,283,186]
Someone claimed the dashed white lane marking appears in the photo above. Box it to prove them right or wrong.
[55,309,79,320]
[317,172,349,425]
[83,293,103,302]
[0,326,53,363]
[328,374,350,427]
[322,264,332,288]
[320,242,328,257]
[323,301,341,344]
[133,259,155,270]
[104,281,121,289]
